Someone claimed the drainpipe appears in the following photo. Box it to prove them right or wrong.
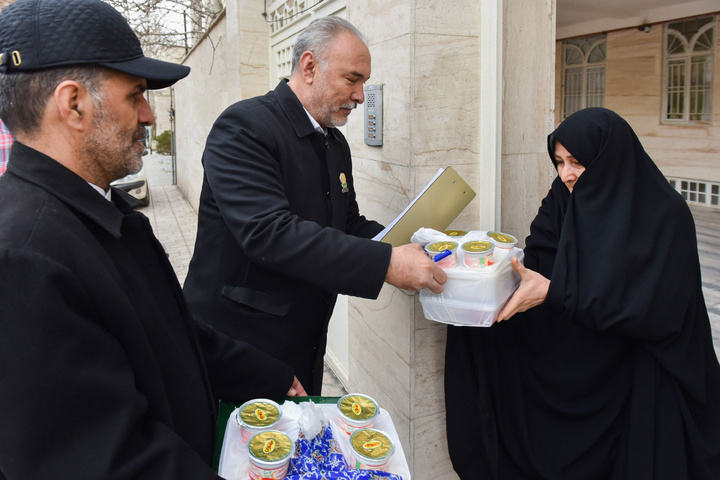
[479,0,503,230]
[169,86,177,186]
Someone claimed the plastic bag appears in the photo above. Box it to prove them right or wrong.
[287,425,403,480]
[416,229,524,327]
[297,400,326,440]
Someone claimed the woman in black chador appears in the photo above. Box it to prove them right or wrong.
[445,108,720,479]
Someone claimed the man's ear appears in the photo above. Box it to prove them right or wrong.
[54,80,94,131]
[298,50,318,85]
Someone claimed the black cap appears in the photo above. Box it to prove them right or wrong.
[0,0,190,89]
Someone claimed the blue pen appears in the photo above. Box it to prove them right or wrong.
[432,249,452,262]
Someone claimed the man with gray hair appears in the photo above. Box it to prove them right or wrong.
[0,0,304,478]
[185,16,448,395]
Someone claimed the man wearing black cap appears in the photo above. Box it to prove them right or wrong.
[0,1,305,478]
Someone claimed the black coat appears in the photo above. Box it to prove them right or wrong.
[184,80,392,394]
[445,108,720,479]
[0,143,294,480]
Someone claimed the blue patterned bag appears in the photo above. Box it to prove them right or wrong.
[286,424,403,480]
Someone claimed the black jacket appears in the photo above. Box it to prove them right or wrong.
[184,80,392,394]
[445,108,720,479]
[0,143,294,480]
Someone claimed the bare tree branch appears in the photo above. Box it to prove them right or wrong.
[104,0,223,60]
[0,0,222,60]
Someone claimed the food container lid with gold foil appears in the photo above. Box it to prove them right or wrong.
[237,399,281,427]
[462,240,494,254]
[350,428,395,461]
[426,241,458,254]
[337,393,378,422]
[443,230,467,237]
[248,430,293,462]
[486,232,518,246]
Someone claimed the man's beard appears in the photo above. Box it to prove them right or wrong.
[329,102,357,128]
[308,72,357,128]
[82,106,145,185]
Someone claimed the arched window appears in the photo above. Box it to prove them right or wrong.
[562,34,606,119]
[663,16,715,123]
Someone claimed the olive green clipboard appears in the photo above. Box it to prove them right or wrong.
[375,166,476,247]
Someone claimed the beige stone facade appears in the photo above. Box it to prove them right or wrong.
[174,2,272,209]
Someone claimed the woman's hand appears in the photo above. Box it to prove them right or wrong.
[496,257,550,322]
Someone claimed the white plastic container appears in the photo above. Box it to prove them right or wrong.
[337,393,379,435]
[442,230,467,238]
[349,428,395,471]
[461,240,495,269]
[486,231,518,250]
[247,430,293,480]
[419,247,524,327]
[425,241,458,269]
[236,399,283,445]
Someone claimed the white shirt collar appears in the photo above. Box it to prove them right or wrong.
[303,107,327,135]
[89,183,112,201]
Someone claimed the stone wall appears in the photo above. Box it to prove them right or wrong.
[174,1,272,210]
[342,1,481,477]
[501,0,557,246]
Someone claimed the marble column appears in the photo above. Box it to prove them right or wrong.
[342,1,555,478]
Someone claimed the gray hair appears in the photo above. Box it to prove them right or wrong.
[0,66,106,138]
[290,16,367,74]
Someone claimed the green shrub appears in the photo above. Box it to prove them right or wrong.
[155,130,173,155]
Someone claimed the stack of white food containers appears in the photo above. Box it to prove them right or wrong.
[415,228,525,327]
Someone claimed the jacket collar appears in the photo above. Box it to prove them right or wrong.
[7,142,139,239]
[275,79,330,139]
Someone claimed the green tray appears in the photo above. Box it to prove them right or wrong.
[213,396,340,471]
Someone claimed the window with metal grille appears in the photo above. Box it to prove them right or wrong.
[663,16,715,124]
[562,35,606,119]
[668,177,720,207]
